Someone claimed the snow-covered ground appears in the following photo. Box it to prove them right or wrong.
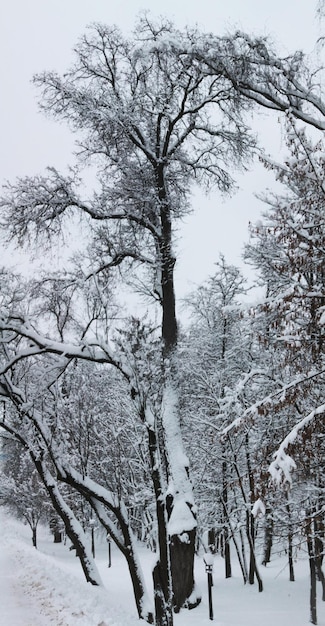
[0,510,324,626]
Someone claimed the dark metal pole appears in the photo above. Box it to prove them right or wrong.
[208,571,213,620]
[204,555,214,621]
[108,539,111,568]
[91,526,95,559]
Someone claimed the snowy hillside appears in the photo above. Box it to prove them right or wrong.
[1,510,324,626]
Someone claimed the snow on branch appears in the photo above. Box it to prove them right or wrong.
[269,403,325,486]
[0,315,133,380]
[221,368,325,439]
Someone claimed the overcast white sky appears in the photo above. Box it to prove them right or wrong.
[0,0,323,298]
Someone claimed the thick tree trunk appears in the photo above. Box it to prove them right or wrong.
[161,378,199,612]
[138,164,200,624]
[170,529,197,612]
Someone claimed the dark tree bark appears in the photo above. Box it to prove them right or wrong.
[53,529,62,543]
[262,507,273,566]
[284,497,295,581]
[147,421,173,626]
[222,459,232,578]
[170,529,197,612]
[49,516,62,543]
[32,525,37,549]
[306,512,318,625]
[314,518,325,602]
[308,540,317,625]
[245,435,262,590]
[208,528,217,554]
[151,163,199,619]
[288,530,295,583]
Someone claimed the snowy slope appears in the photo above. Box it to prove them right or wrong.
[0,510,324,626]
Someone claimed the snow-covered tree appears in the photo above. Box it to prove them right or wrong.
[243,123,325,622]
[180,259,265,586]
[1,14,324,624]
[0,439,49,548]
[0,16,259,625]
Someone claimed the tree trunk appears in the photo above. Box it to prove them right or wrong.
[244,434,262,590]
[170,529,198,611]
[224,527,231,579]
[233,530,247,583]
[248,513,255,585]
[240,527,249,582]
[148,426,173,626]
[306,513,317,625]
[247,512,263,592]
[147,163,199,620]
[262,507,273,566]
[32,525,37,549]
[222,457,232,578]
[208,528,217,554]
[88,492,154,624]
[288,530,295,582]
[285,498,295,581]
[161,378,199,612]
[308,538,317,625]
[32,456,103,587]
[153,561,174,626]
[314,518,325,602]
[124,545,155,625]
[120,521,155,624]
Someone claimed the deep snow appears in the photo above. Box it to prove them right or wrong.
[0,510,325,626]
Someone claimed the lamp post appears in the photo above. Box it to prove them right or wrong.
[106,533,112,568]
[89,518,96,559]
[204,553,214,621]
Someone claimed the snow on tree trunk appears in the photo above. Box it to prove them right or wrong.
[118,514,155,624]
[162,380,200,611]
[33,458,103,587]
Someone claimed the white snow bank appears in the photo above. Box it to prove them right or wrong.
[0,512,142,626]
